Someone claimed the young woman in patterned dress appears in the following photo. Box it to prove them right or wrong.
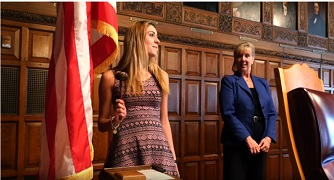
[98,21,179,177]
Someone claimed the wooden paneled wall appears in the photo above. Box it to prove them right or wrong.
[1,2,334,180]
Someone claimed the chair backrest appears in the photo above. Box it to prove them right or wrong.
[288,88,334,180]
[274,63,324,180]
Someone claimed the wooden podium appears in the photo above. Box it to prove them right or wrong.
[99,165,181,180]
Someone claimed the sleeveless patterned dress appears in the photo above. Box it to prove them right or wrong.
[104,76,178,176]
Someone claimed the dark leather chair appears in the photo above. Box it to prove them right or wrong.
[287,88,334,180]
[275,63,325,179]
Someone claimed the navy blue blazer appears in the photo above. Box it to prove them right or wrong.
[219,73,277,146]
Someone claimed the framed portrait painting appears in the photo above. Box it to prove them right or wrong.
[232,2,261,22]
[273,2,297,30]
[308,2,327,37]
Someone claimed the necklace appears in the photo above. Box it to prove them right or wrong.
[244,77,251,84]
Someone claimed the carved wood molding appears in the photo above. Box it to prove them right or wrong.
[329,39,334,53]
[219,14,232,33]
[117,2,167,21]
[299,2,306,31]
[308,35,328,50]
[329,3,334,38]
[2,5,333,65]
[119,2,334,54]
[263,24,273,41]
[298,31,308,47]
[219,2,231,15]
[1,9,56,26]
[273,28,298,45]
[183,7,218,29]
[263,2,272,24]
[119,26,332,65]
[233,18,262,38]
[119,2,165,19]
[166,3,182,24]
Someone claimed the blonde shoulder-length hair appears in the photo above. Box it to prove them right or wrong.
[112,21,169,95]
[232,42,255,73]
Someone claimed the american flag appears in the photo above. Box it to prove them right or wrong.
[39,2,118,179]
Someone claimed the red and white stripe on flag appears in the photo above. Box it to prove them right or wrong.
[39,2,118,179]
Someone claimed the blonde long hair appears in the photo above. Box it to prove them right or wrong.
[113,21,169,95]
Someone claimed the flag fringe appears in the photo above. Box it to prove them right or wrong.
[93,48,118,77]
[58,166,93,180]
[58,144,94,180]
[93,20,118,44]
[93,20,119,77]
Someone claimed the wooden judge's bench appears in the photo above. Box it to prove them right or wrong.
[98,165,181,180]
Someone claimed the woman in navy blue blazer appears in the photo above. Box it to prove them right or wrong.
[219,42,277,180]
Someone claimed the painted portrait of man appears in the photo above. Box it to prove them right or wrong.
[273,2,297,30]
[308,2,327,37]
